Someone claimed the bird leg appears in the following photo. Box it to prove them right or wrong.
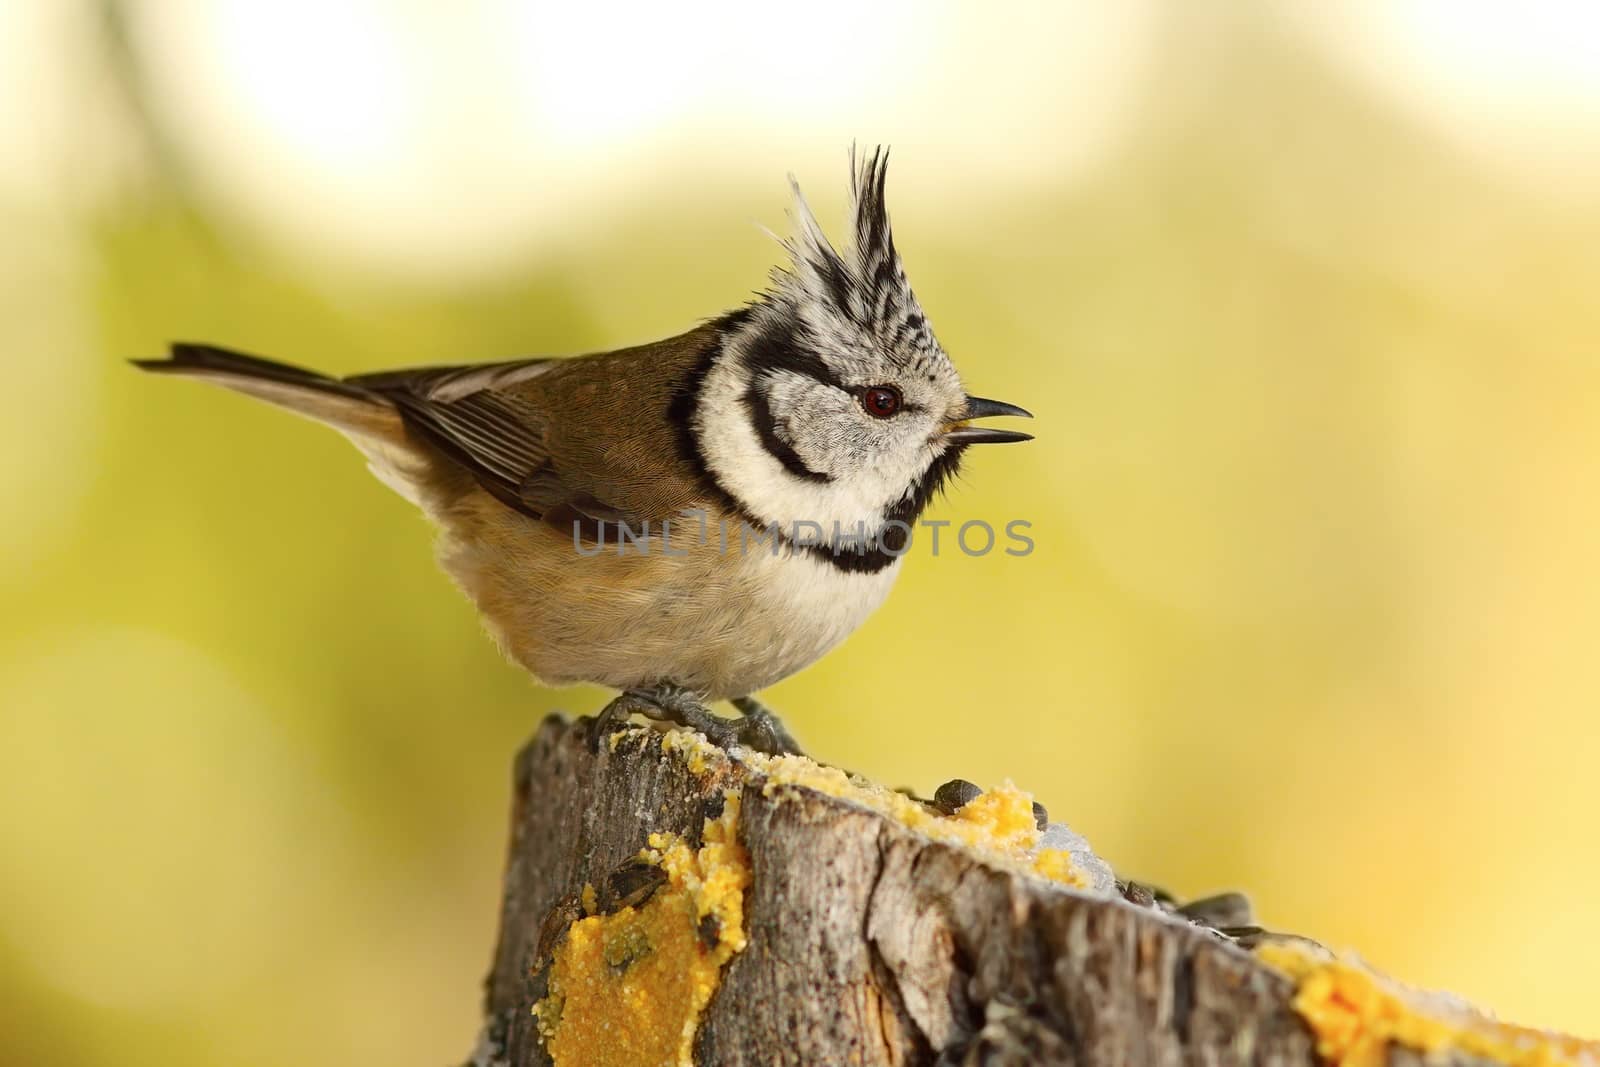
[730,695,804,757]
[591,683,741,751]
[589,686,803,757]
[588,690,653,751]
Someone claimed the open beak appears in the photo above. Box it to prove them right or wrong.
[941,394,1034,445]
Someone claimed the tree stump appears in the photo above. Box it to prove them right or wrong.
[466,715,1589,1067]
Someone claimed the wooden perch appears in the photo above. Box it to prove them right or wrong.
[467,716,1595,1067]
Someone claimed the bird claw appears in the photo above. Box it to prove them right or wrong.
[589,687,805,757]
[588,691,652,752]
[730,696,804,757]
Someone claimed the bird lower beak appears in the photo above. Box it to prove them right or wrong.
[942,394,1034,445]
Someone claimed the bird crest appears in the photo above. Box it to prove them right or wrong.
[772,147,940,365]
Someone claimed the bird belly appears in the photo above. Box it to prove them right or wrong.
[702,545,901,697]
[433,495,899,700]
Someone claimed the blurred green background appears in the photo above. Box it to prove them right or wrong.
[5,3,1600,1063]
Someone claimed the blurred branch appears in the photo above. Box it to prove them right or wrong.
[94,0,186,190]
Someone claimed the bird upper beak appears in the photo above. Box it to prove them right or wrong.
[941,394,1034,445]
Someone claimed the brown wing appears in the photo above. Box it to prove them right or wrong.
[346,324,723,527]
[348,357,561,515]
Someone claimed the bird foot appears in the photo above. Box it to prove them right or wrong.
[589,686,804,757]
[729,695,804,757]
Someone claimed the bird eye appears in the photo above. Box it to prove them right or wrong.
[861,385,902,418]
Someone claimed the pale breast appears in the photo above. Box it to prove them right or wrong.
[431,490,900,700]
[716,544,900,695]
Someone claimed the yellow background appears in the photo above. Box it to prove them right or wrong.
[4,4,1600,1064]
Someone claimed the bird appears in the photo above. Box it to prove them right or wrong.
[132,149,1033,755]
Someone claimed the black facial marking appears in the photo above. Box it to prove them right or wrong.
[677,312,835,535]
[740,315,846,393]
[743,378,832,483]
[684,287,964,577]
[670,314,756,522]
[802,446,965,575]
[891,446,963,530]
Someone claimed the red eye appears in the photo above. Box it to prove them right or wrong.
[862,386,902,418]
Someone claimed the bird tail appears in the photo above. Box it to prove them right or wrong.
[132,343,404,442]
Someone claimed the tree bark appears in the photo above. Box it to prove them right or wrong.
[467,715,1508,1067]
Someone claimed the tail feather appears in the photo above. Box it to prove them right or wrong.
[133,342,374,398]
[132,343,402,440]
[133,341,432,503]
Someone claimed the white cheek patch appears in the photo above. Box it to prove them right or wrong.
[697,348,942,534]
[760,373,869,469]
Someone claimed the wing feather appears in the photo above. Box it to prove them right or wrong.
[352,358,648,529]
